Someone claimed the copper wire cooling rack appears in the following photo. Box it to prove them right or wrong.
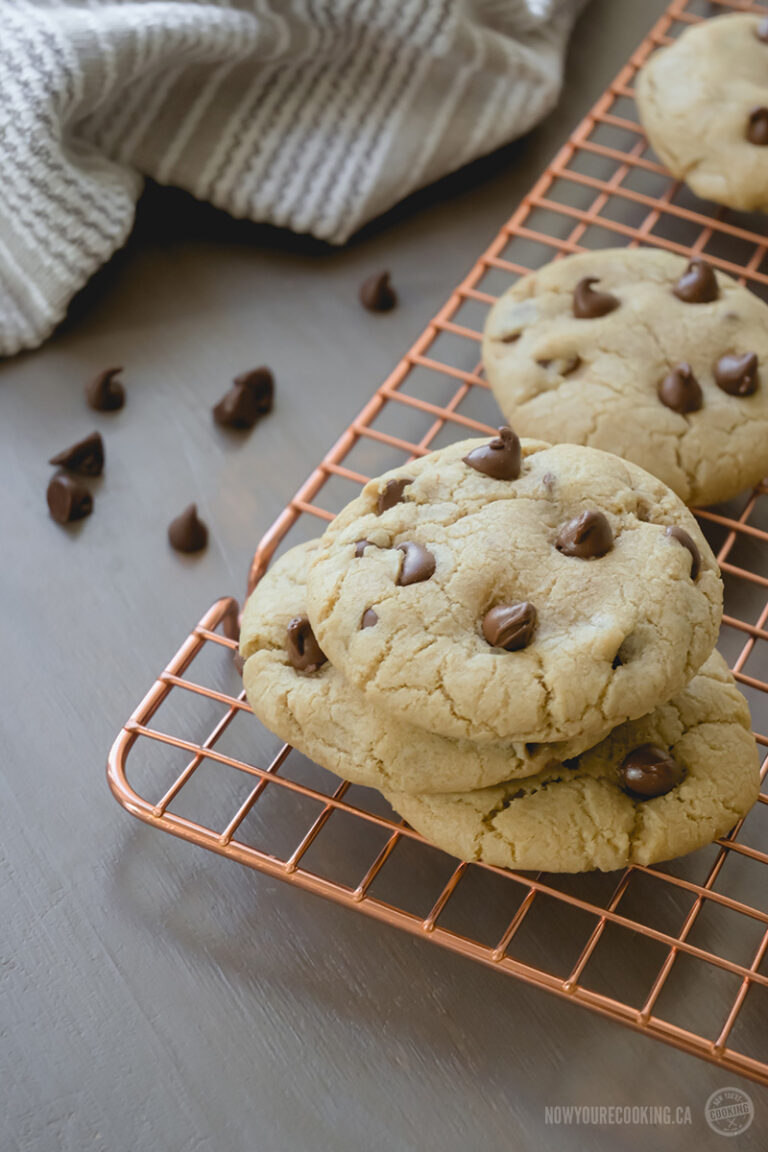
[109,0,768,1086]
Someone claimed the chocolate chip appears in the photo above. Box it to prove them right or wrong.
[47,473,93,524]
[618,744,684,798]
[361,608,378,629]
[396,542,436,586]
[168,504,208,553]
[758,17,768,43]
[715,352,759,397]
[360,270,396,312]
[463,425,521,480]
[673,258,718,303]
[500,332,521,344]
[572,277,620,319]
[657,362,703,414]
[665,525,700,580]
[377,477,413,513]
[482,602,537,651]
[86,367,125,411]
[354,539,373,557]
[213,366,274,430]
[48,431,104,476]
[286,615,327,672]
[555,510,613,559]
[747,107,768,146]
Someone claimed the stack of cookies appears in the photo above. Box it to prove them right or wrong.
[240,429,760,873]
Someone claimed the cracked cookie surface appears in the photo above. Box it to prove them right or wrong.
[636,14,768,214]
[483,248,768,506]
[240,540,604,794]
[385,652,760,873]
[305,436,722,746]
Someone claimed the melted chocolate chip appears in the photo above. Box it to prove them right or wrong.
[213,366,274,430]
[657,362,703,414]
[758,16,768,43]
[715,352,759,397]
[86,367,125,411]
[555,510,614,559]
[463,426,521,480]
[361,608,379,629]
[747,107,768,146]
[377,477,413,513]
[168,504,208,553]
[286,615,327,672]
[482,602,537,651]
[572,277,620,319]
[618,744,685,798]
[48,431,104,476]
[665,525,701,580]
[673,258,718,304]
[396,542,436,586]
[47,473,93,524]
[360,270,397,312]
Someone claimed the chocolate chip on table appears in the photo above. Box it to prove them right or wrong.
[618,743,685,798]
[673,258,718,303]
[360,270,397,312]
[360,608,378,629]
[48,431,104,476]
[47,473,93,524]
[482,602,537,651]
[168,504,208,553]
[86,367,125,412]
[285,615,327,672]
[396,542,436,586]
[213,366,274,430]
[747,107,768,146]
[657,362,703,414]
[665,525,701,580]
[463,425,521,480]
[555,510,613,559]
[715,352,759,397]
[572,277,620,319]
[377,477,413,513]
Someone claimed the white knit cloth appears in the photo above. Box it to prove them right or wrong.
[0,0,582,356]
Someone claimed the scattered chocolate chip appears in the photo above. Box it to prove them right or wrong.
[285,615,327,672]
[360,270,397,312]
[168,504,208,553]
[361,608,379,629]
[555,510,613,559]
[673,258,718,303]
[396,541,436,586]
[618,744,685,798]
[377,477,413,513]
[213,366,274,430]
[463,425,521,480]
[657,362,703,414]
[572,277,620,319]
[48,431,104,476]
[611,652,623,670]
[665,525,701,580]
[47,473,93,524]
[86,367,125,411]
[482,602,537,651]
[715,352,759,397]
[747,106,768,146]
[758,16,768,43]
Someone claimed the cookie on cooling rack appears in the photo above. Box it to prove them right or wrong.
[384,652,760,873]
[304,432,722,749]
[636,13,768,214]
[482,248,768,506]
[239,540,606,794]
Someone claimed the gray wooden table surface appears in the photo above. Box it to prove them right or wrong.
[4,2,768,1148]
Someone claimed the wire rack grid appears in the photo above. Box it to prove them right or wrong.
[109,0,768,1086]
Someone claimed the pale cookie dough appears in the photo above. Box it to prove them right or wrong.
[240,540,603,794]
[305,435,722,747]
[385,653,760,873]
[483,248,768,506]
[636,14,768,213]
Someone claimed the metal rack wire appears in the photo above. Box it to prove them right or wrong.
[109,0,768,1085]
